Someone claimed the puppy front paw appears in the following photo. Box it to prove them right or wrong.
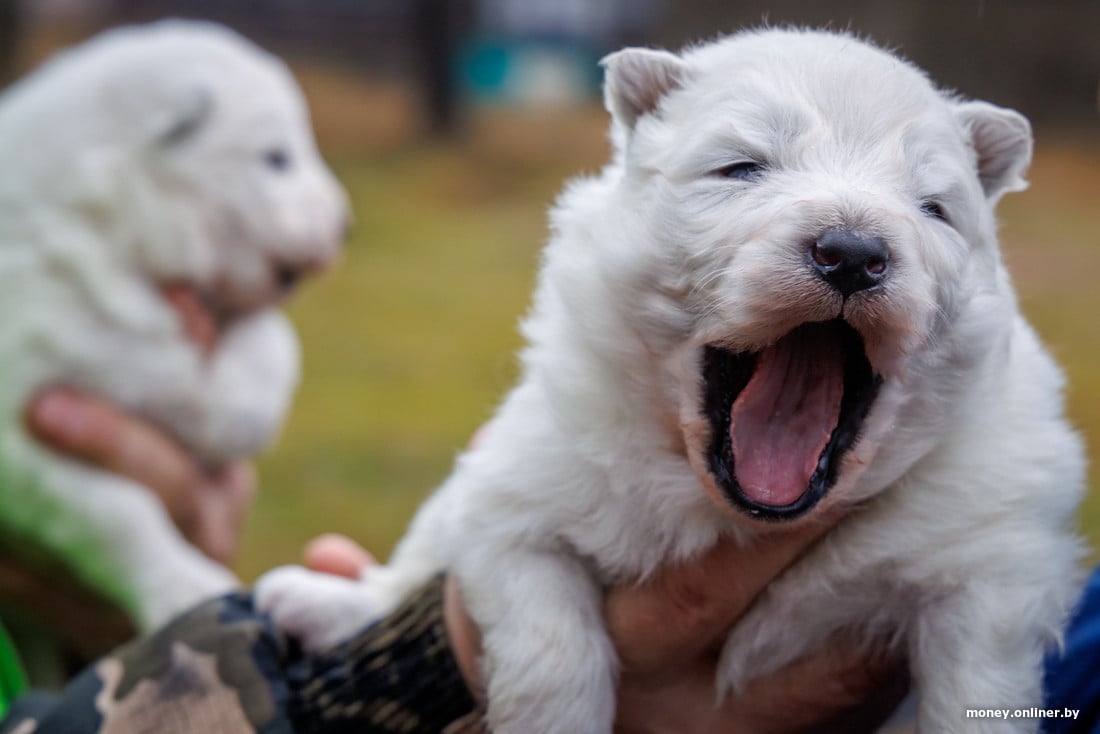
[716,618,806,701]
[715,642,755,700]
[139,562,239,631]
[254,565,388,650]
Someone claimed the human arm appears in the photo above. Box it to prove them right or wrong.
[443,525,908,734]
[2,535,904,734]
[1,398,905,733]
[25,387,256,567]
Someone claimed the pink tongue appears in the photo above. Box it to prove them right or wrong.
[729,325,844,507]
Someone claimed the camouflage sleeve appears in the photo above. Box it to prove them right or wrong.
[0,574,484,734]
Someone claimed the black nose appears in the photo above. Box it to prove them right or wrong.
[275,263,307,292]
[809,229,890,296]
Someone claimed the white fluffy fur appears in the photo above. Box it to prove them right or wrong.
[0,21,347,630]
[257,30,1085,733]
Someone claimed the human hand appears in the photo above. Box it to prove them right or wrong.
[599,519,908,733]
[302,528,906,734]
[25,285,252,561]
[0,285,253,662]
[303,532,377,577]
[0,388,255,661]
[25,388,256,565]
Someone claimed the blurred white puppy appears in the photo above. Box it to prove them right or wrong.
[259,29,1084,733]
[0,21,347,630]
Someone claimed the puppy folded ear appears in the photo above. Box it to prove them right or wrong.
[600,47,688,131]
[954,100,1032,201]
[151,86,214,147]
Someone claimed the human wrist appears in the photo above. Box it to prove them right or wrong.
[285,574,482,733]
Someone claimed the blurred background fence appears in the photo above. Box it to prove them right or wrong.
[7,0,1100,133]
[0,0,1096,577]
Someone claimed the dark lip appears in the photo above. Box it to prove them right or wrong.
[701,319,882,521]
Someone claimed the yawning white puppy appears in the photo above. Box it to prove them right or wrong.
[258,29,1084,733]
[0,21,347,631]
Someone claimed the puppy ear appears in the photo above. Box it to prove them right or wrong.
[954,100,1032,201]
[152,86,214,147]
[601,47,687,130]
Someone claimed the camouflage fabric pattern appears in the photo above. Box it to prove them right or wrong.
[0,575,481,734]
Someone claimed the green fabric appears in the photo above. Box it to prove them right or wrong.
[0,621,27,718]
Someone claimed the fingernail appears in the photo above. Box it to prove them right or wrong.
[33,390,89,439]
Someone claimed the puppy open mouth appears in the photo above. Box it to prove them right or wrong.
[162,272,298,354]
[163,284,222,354]
[702,319,881,520]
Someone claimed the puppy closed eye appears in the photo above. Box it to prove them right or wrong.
[920,199,949,223]
[714,161,766,182]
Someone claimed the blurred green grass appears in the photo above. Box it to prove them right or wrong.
[1001,140,1100,561]
[238,105,613,578]
[237,92,1100,579]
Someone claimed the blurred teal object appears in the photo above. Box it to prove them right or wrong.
[463,38,511,96]
[459,36,600,105]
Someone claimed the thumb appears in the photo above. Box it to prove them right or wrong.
[303,533,375,579]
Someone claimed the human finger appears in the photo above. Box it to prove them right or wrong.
[25,388,200,529]
[606,512,843,677]
[615,635,905,734]
[304,533,376,578]
[191,462,257,564]
[614,658,740,734]
[727,634,908,734]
